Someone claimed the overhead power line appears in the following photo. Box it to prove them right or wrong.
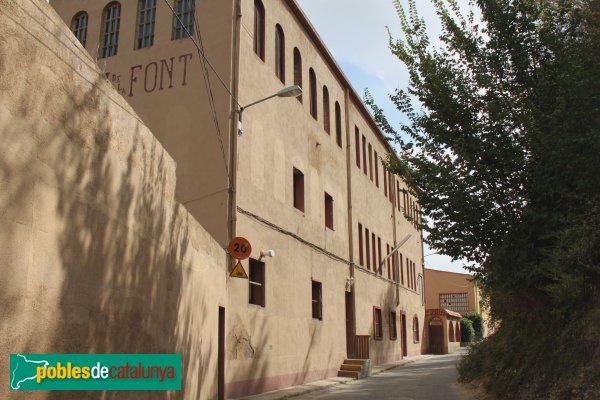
[162,0,235,188]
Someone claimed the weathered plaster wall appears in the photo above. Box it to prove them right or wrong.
[0,1,226,399]
[50,0,237,246]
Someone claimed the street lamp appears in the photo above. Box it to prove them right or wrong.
[238,85,302,135]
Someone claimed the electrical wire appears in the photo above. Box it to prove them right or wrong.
[237,206,352,266]
[163,0,233,187]
[162,0,240,109]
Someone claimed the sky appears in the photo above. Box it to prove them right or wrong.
[295,0,473,274]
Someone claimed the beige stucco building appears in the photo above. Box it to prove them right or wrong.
[42,0,427,398]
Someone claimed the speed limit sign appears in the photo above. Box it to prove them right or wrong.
[228,237,252,260]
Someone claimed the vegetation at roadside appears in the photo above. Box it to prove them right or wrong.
[366,0,600,398]
[463,312,484,340]
[459,318,475,343]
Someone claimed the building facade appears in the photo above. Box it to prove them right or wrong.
[50,0,427,398]
[424,268,484,316]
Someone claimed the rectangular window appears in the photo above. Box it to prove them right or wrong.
[397,184,402,212]
[409,260,413,289]
[173,0,195,40]
[390,311,397,340]
[392,252,397,282]
[136,0,156,49]
[383,167,388,197]
[293,168,304,212]
[358,223,364,267]
[389,172,394,203]
[373,307,383,340]
[362,135,367,175]
[374,151,379,187]
[386,244,391,279]
[312,280,323,320]
[412,261,417,290]
[249,259,265,307]
[368,143,373,181]
[377,237,382,275]
[101,3,121,58]
[400,253,404,285]
[365,228,371,270]
[324,192,334,230]
[406,257,410,288]
[355,126,360,168]
[371,233,377,272]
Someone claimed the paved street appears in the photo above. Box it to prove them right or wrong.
[302,350,468,400]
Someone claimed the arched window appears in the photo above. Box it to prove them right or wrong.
[136,0,156,49]
[449,321,455,342]
[71,11,88,47]
[309,68,317,120]
[294,48,302,103]
[254,0,265,61]
[275,24,285,83]
[322,86,330,133]
[335,102,342,147]
[413,315,420,342]
[456,323,461,342]
[101,2,121,58]
[173,0,195,39]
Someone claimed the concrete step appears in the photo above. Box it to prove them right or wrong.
[343,359,368,365]
[337,370,359,379]
[339,364,362,372]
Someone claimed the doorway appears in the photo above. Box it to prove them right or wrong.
[401,313,408,357]
[428,318,444,354]
[345,291,355,358]
[218,307,225,400]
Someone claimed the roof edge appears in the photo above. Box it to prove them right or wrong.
[283,0,396,156]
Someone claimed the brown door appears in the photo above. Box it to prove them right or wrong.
[401,314,408,357]
[218,307,225,400]
[429,323,444,354]
[345,291,355,358]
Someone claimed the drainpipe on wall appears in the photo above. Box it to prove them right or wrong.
[343,87,357,356]
[227,0,243,274]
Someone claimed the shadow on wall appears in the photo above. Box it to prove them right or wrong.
[0,1,223,399]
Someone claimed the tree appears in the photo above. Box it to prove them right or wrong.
[464,312,485,340]
[460,318,475,343]
[367,0,600,397]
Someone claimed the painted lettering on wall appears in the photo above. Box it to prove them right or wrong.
[105,53,193,98]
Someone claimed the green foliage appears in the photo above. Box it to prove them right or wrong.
[367,0,600,397]
[463,312,485,340]
[459,318,475,343]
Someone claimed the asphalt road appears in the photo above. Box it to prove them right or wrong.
[302,350,468,400]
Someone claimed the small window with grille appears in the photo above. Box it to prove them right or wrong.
[136,0,157,49]
[101,3,121,58]
[311,280,322,320]
[439,292,469,312]
[173,0,195,40]
[249,259,265,307]
[373,307,383,340]
[71,12,88,47]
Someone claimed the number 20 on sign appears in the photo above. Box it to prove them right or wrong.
[228,237,252,260]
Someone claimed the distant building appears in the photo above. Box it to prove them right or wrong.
[423,268,488,354]
[424,268,484,315]
[50,0,427,398]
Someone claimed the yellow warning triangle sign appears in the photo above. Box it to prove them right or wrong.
[230,261,248,279]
